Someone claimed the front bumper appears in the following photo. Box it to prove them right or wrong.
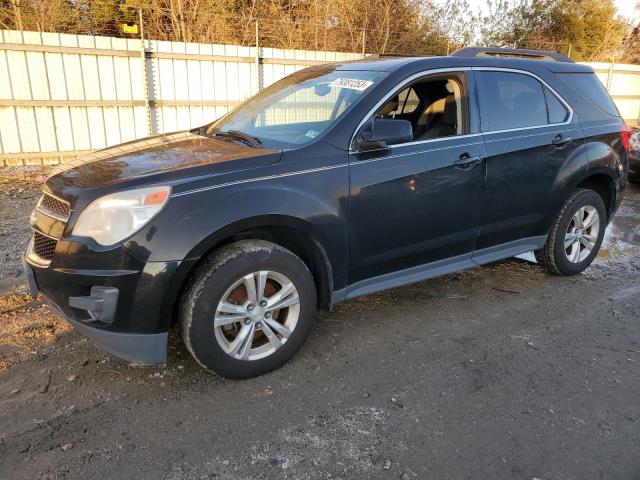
[46,294,168,365]
[23,243,189,366]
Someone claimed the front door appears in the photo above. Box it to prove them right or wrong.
[347,70,487,296]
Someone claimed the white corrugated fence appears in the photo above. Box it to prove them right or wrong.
[0,29,364,166]
[0,29,638,166]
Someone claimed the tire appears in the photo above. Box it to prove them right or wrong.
[535,188,606,276]
[179,239,317,379]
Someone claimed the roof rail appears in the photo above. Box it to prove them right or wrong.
[451,47,573,63]
[373,53,426,58]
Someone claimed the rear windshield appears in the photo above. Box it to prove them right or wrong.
[557,73,619,117]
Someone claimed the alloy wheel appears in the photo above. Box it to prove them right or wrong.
[213,271,300,361]
[564,205,600,263]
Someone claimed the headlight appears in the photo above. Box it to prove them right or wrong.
[72,186,171,246]
[631,132,640,152]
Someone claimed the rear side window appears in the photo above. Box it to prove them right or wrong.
[477,71,570,132]
[557,72,619,117]
[477,72,548,131]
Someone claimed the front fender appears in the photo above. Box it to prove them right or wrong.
[135,179,348,261]
[123,164,349,327]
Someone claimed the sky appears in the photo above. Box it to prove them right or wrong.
[465,0,640,22]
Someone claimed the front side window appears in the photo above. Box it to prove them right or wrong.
[206,67,386,148]
[358,73,467,147]
[377,87,421,117]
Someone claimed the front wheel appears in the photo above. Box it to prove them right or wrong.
[179,240,317,378]
[535,188,606,275]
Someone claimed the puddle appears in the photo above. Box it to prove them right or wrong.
[598,216,640,261]
[597,184,640,261]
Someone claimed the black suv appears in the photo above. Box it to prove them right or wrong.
[24,48,630,378]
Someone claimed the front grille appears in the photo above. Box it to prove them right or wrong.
[28,191,70,265]
[32,231,57,260]
[39,192,70,219]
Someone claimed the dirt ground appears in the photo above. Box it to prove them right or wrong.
[0,167,49,296]
[0,168,639,480]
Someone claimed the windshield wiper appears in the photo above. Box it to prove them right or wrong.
[209,130,262,148]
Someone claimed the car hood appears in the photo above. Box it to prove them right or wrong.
[45,131,282,207]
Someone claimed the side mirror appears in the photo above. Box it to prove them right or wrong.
[357,118,413,151]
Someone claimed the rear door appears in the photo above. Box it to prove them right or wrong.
[473,68,584,261]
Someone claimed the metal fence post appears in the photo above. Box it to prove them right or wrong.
[139,8,153,136]
[255,21,261,93]
[605,51,617,92]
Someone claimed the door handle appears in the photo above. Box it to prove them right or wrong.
[551,134,573,147]
[454,153,483,170]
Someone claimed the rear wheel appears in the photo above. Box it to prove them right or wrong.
[535,188,606,275]
[179,240,317,378]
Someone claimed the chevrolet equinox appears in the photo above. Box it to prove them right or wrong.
[24,48,631,378]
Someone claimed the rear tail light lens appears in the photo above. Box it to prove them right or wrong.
[621,124,632,154]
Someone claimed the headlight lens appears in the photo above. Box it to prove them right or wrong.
[72,186,171,246]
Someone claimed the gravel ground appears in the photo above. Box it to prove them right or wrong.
[0,169,639,480]
[0,167,49,296]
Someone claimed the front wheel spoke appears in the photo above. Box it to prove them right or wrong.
[218,301,246,315]
[266,282,295,308]
[256,271,269,303]
[260,321,283,349]
[230,324,255,358]
[215,312,248,327]
[243,274,258,304]
[238,324,255,359]
[264,317,292,339]
[267,292,300,312]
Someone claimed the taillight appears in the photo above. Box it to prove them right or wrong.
[621,124,632,154]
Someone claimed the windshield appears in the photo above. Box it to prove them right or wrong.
[206,67,386,148]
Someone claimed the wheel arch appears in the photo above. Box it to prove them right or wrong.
[576,171,616,218]
[161,215,335,330]
[539,151,619,241]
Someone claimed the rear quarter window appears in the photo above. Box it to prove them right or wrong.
[545,87,569,123]
[557,72,619,117]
